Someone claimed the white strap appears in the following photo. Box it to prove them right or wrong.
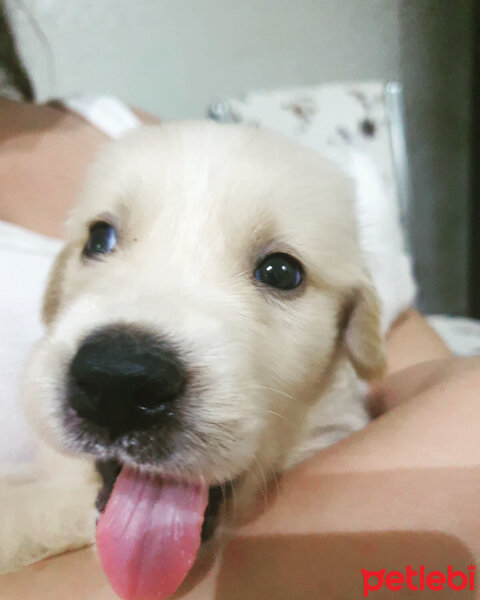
[61,95,141,139]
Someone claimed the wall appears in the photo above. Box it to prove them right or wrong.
[399,0,475,315]
[7,0,401,119]
[6,0,476,314]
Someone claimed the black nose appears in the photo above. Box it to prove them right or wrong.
[68,327,187,435]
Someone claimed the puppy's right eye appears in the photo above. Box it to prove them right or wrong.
[83,222,117,258]
[254,252,303,291]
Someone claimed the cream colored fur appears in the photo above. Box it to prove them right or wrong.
[0,442,98,574]
[2,121,385,573]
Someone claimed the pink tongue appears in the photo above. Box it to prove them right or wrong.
[96,466,208,600]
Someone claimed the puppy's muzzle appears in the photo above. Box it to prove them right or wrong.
[68,326,187,437]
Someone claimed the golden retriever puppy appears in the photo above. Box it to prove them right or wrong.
[15,121,384,598]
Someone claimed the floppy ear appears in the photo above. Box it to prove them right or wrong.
[344,282,386,381]
[42,244,72,326]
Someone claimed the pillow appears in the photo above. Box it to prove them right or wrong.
[208,82,416,332]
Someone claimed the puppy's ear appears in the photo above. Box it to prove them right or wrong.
[42,244,72,326]
[344,281,386,381]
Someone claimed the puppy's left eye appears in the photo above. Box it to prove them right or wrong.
[83,222,117,258]
[254,252,303,290]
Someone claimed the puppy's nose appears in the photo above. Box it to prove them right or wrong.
[68,327,186,435]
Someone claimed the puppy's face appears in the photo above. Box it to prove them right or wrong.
[24,122,383,560]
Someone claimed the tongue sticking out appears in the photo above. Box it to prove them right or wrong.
[96,466,208,600]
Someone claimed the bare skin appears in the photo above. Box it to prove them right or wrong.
[1,98,477,600]
[0,97,108,237]
[0,98,156,237]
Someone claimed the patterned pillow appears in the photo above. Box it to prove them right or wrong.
[208,81,409,220]
[208,82,417,333]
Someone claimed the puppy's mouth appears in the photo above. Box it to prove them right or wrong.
[95,459,233,600]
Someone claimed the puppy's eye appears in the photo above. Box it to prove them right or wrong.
[83,222,117,258]
[254,252,303,290]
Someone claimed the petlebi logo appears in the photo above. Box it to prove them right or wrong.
[361,564,475,596]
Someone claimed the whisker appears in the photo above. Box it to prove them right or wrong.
[262,454,280,499]
[266,408,289,423]
[249,383,309,407]
[251,454,269,512]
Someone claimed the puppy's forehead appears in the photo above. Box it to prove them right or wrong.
[72,122,360,275]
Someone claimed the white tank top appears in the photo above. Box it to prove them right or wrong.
[0,96,141,469]
[0,95,416,469]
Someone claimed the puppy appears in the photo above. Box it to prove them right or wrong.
[15,121,384,598]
